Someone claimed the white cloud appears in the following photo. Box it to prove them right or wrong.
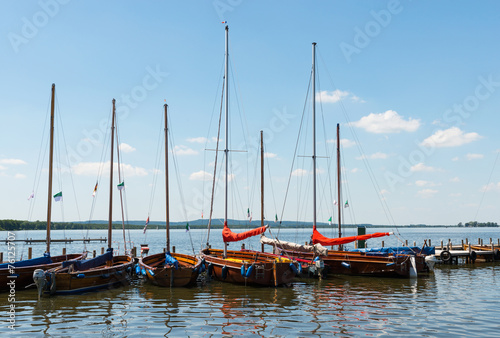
[327,138,356,148]
[173,145,198,156]
[417,189,438,198]
[316,90,349,103]
[0,165,6,170]
[410,163,442,172]
[421,127,482,148]
[189,170,212,181]
[415,180,439,187]
[451,157,459,162]
[350,168,361,173]
[356,152,389,160]
[71,161,147,177]
[14,173,26,179]
[292,169,308,177]
[350,110,420,134]
[466,153,483,160]
[450,177,460,183]
[481,182,500,192]
[119,143,136,153]
[264,152,277,158]
[187,137,217,143]
[0,158,27,165]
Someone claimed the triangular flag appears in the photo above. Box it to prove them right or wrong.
[247,208,250,218]
[53,191,62,202]
[143,216,149,234]
[92,182,98,197]
[185,222,190,232]
[344,200,349,208]
[249,213,252,223]
[275,214,278,223]
[333,200,338,206]
[28,191,34,200]
[328,216,332,225]
[117,182,125,191]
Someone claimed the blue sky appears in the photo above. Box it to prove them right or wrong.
[1,0,500,226]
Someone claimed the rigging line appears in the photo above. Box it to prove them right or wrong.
[265,151,279,222]
[473,149,500,221]
[206,77,225,247]
[279,68,313,237]
[146,111,164,220]
[318,53,397,229]
[114,118,127,253]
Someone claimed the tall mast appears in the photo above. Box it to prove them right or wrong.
[312,42,317,228]
[336,123,342,243]
[108,99,116,249]
[260,130,264,228]
[164,104,170,252]
[46,83,55,254]
[223,25,229,258]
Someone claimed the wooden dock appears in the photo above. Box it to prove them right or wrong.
[433,238,500,264]
[4,237,107,244]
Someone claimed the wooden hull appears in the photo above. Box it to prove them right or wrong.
[0,253,84,292]
[46,255,134,294]
[201,248,297,286]
[138,252,201,287]
[278,249,428,278]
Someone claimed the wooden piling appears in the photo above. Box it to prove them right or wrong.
[440,240,443,250]
[172,246,176,253]
[93,250,96,258]
[28,247,32,259]
[429,239,432,246]
[241,243,245,250]
[405,240,408,246]
[101,247,104,255]
[382,241,384,248]
[413,241,416,247]
[0,252,3,262]
[63,247,66,255]
[132,247,137,257]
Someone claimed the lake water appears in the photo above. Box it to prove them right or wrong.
[1,227,499,336]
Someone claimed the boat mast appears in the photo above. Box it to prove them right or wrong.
[223,25,229,258]
[164,104,170,252]
[336,123,342,247]
[260,130,264,228]
[312,43,317,229]
[108,99,116,250]
[46,83,55,254]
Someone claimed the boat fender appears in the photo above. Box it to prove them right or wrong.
[240,265,246,277]
[341,262,351,268]
[245,264,254,278]
[141,268,147,276]
[76,273,85,278]
[494,249,500,260]
[135,264,141,275]
[470,250,477,262]
[289,263,298,275]
[297,263,303,274]
[222,265,228,280]
[440,250,452,263]
[313,256,320,262]
[208,263,213,276]
[148,269,155,277]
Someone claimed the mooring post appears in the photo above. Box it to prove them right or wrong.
[478,238,481,245]
[466,238,469,245]
[429,239,432,246]
[241,243,245,250]
[132,247,137,257]
[413,241,416,247]
[101,247,104,255]
[0,252,3,262]
[405,240,408,246]
[461,239,464,249]
[382,241,384,248]
[28,247,32,259]
[172,246,176,253]
[63,247,66,255]
[440,240,443,250]
[93,250,96,258]
[490,238,492,244]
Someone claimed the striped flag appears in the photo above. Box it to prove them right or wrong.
[143,217,149,234]
[92,182,98,197]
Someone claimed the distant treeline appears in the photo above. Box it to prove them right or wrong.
[458,221,499,227]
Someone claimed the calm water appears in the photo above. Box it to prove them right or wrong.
[1,227,499,337]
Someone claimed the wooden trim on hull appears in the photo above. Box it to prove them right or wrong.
[138,252,201,287]
[201,248,296,286]
[0,253,84,292]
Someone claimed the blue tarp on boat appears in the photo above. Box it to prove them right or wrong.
[349,246,435,256]
[63,248,113,271]
[0,253,52,269]
[165,252,179,269]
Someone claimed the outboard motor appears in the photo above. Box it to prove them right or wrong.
[33,269,46,300]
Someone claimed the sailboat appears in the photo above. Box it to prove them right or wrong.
[200,25,298,286]
[261,43,428,278]
[33,98,134,295]
[0,84,84,293]
[138,104,202,287]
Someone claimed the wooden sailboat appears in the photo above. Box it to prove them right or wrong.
[138,104,201,287]
[262,43,428,278]
[0,84,84,293]
[34,98,134,295]
[200,25,297,286]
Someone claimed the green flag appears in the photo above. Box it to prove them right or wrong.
[53,191,62,202]
[185,222,190,232]
[117,182,125,191]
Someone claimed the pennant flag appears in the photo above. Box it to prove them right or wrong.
[328,216,332,225]
[117,182,125,191]
[28,191,34,200]
[185,222,190,232]
[201,211,204,219]
[333,200,338,206]
[344,200,349,208]
[275,214,278,223]
[92,182,98,197]
[222,21,227,24]
[249,213,252,223]
[247,208,250,218]
[143,216,150,234]
[53,191,62,202]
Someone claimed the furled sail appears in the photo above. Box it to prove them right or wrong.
[222,221,268,242]
[312,226,392,246]
[260,234,329,256]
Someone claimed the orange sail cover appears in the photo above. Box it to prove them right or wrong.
[312,225,391,246]
[222,221,268,242]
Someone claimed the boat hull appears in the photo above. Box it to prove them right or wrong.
[0,253,84,292]
[201,248,297,286]
[46,255,134,294]
[138,252,201,287]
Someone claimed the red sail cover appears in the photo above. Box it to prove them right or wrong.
[222,221,268,242]
[312,226,391,246]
